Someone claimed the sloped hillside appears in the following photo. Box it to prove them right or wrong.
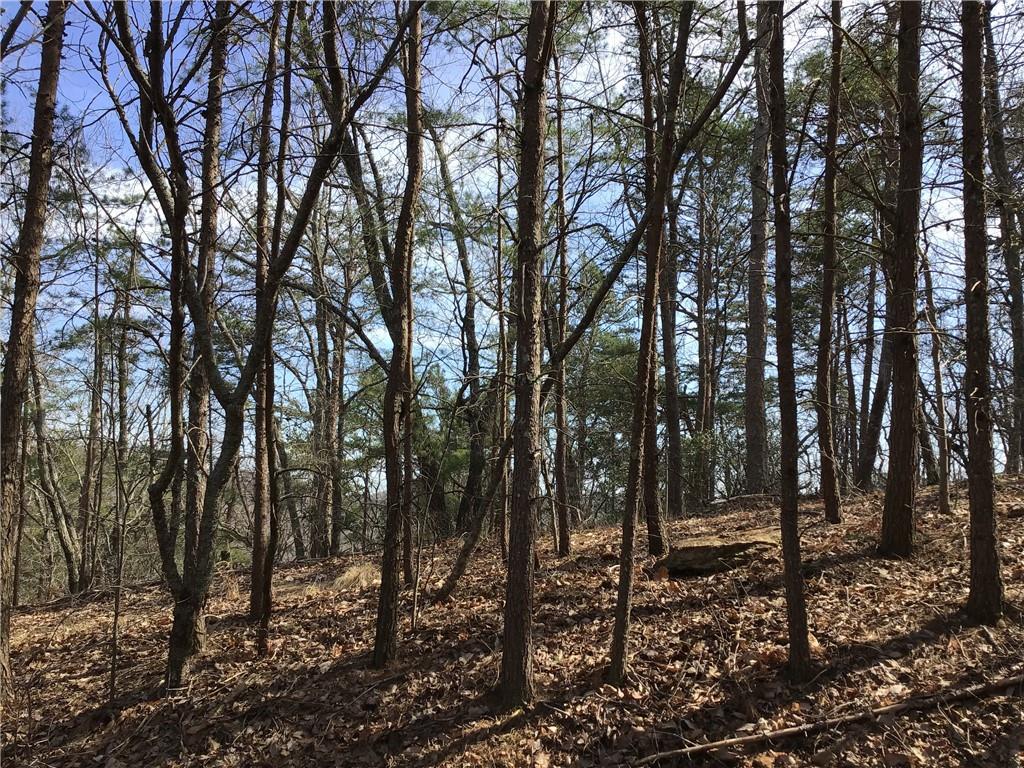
[6,480,1024,767]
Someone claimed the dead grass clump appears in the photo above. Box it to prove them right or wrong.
[332,563,379,591]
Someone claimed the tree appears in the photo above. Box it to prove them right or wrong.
[983,1,1024,474]
[608,0,692,686]
[879,0,923,558]
[0,0,68,703]
[816,0,843,524]
[95,0,415,689]
[962,0,1003,625]
[745,1,771,496]
[767,0,812,681]
[371,5,424,668]
[499,0,557,708]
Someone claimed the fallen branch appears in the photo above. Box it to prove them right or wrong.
[635,672,1024,765]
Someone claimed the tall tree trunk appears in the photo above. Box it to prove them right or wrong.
[858,280,894,490]
[745,0,771,496]
[111,0,401,691]
[553,48,573,557]
[251,3,282,621]
[167,0,232,686]
[841,295,859,492]
[372,9,423,667]
[962,0,1003,624]
[428,118,483,539]
[76,259,104,593]
[273,418,305,559]
[12,415,29,607]
[921,252,950,513]
[691,160,714,507]
[635,6,668,557]
[500,0,556,707]
[330,268,353,554]
[879,0,923,559]
[642,338,666,556]
[767,0,812,681]
[0,0,67,702]
[858,258,877,476]
[494,52,510,560]
[916,389,939,486]
[983,4,1024,475]
[608,0,690,687]
[661,194,685,518]
[816,0,843,524]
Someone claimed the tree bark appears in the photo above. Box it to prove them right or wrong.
[608,0,690,686]
[962,0,1003,624]
[372,8,423,667]
[745,0,771,496]
[983,3,1024,475]
[921,252,950,513]
[816,0,843,524]
[0,0,67,704]
[767,0,812,681]
[500,0,556,708]
[553,48,573,557]
[879,0,922,558]
[251,2,283,624]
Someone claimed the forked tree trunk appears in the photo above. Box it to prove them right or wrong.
[962,1,1003,624]
[372,10,423,667]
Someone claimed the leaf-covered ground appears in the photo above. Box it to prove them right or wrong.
[6,479,1024,767]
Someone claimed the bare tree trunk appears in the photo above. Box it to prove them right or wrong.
[916,387,938,486]
[553,48,572,557]
[493,44,510,560]
[109,252,133,701]
[373,9,423,667]
[983,4,1024,475]
[858,282,894,490]
[330,269,353,554]
[745,0,771,496]
[427,119,484,540]
[858,258,877,476]
[608,0,690,686]
[662,194,685,518]
[962,1,1003,624]
[273,417,305,559]
[880,0,922,558]
[251,3,282,623]
[816,0,843,524]
[642,336,666,556]
[767,0,812,681]
[692,160,714,507]
[75,259,104,592]
[0,0,67,703]
[13,418,29,608]
[30,347,80,594]
[921,253,950,513]
[500,0,556,707]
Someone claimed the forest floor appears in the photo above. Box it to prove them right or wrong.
[5,479,1024,767]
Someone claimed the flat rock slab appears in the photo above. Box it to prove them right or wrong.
[654,528,778,577]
